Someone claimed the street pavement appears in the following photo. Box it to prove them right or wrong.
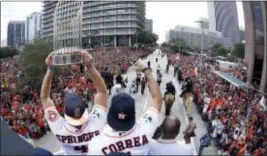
[32,49,218,155]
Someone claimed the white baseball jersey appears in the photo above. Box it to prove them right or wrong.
[87,108,160,155]
[148,139,195,155]
[44,105,107,155]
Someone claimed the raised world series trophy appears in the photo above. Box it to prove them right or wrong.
[51,1,83,66]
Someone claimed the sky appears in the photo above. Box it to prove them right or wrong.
[1,1,244,44]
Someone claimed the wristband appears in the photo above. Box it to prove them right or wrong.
[48,66,56,72]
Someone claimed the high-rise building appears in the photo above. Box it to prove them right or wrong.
[208,1,241,44]
[25,12,42,43]
[7,21,26,47]
[41,1,58,40]
[145,19,153,33]
[243,1,266,93]
[166,25,231,50]
[41,1,146,47]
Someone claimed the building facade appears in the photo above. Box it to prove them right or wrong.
[243,1,266,93]
[41,1,58,40]
[25,12,42,43]
[208,1,241,44]
[42,1,146,47]
[166,25,231,50]
[7,21,26,47]
[145,19,153,33]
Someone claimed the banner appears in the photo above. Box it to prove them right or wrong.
[259,96,266,111]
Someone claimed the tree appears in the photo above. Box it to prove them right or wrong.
[0,47,19,59]
[161,42,170,47]
[231,43,245,59]
[136,31,158,45]
[211,44,229,57]
[20,40,53,88]
[168,38,187,53]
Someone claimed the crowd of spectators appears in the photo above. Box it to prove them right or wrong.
[0,47,149,140]
[173,53,267,156]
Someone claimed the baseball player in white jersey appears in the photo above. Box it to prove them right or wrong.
[88,62,162,155]
[40,51,108,155]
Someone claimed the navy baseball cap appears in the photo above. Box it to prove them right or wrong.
[108,93,135,131]
[32,148,53,156]
[64,93,89,126]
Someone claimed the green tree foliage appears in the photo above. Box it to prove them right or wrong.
[137,31,158,45]
[0,47,19,59]
[168,38,187,52]
[20,40,53,88]
[211,44,229,57]
[161,42,169,47]
[231,43,245,59]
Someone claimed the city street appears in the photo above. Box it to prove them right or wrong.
[33,50,217,155]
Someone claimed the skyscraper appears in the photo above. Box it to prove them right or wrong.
[41,1,146,47]
[145,19,153,33]
[7,21,25,47]
[243,1,266,93]
[25,12,42,43]
[41,1,58,40]
[208,1,241,44]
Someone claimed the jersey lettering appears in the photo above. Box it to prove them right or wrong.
[101,135,149,155]
[74,145,88,153]
[56,130,100,144]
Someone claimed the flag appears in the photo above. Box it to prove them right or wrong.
[259,96,266,111]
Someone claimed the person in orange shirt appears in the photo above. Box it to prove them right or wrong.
[209,98,217,112]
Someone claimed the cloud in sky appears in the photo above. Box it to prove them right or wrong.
[1,1,244,43]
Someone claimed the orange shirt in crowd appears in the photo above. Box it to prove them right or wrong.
[217,98,224,107]
[209,99,217,111]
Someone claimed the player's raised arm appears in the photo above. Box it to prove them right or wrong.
[82,51,108,108]
[40,53,55,110]
[136,62,162,112]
